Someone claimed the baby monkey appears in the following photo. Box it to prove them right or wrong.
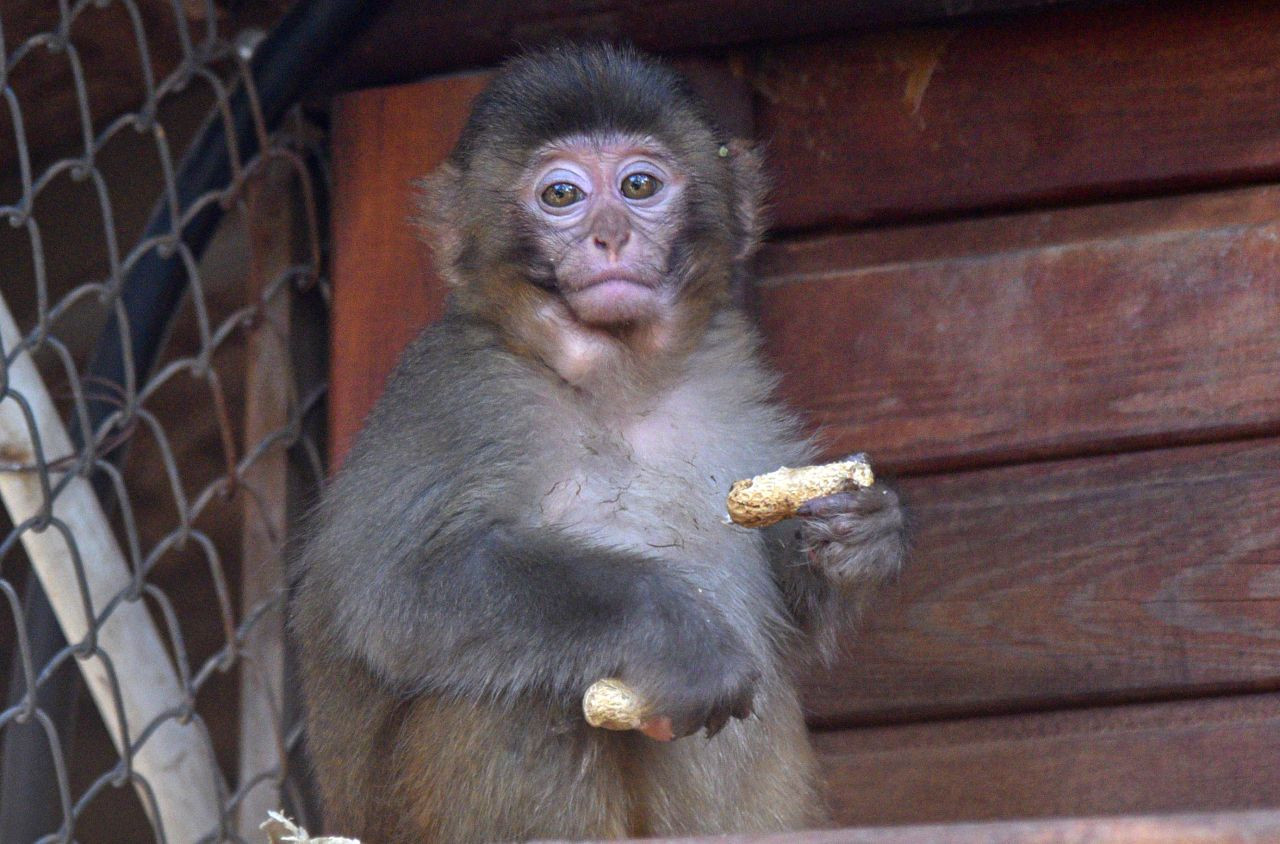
[291,44,906,843]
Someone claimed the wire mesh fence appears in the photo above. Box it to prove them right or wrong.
[1,1,328,841]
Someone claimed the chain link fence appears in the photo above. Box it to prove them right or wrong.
[1,1,331,840]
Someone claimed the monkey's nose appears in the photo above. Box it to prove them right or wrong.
[592,228,631,258]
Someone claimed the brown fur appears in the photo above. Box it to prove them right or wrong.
[299,653,825,841]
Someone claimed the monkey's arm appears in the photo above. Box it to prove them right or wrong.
[298,517,757,738]
[293,320,759,737]
[764,482,907,658]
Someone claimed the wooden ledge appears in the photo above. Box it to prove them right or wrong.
[538,809,1280,843]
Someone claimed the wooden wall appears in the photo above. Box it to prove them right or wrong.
[329,0,1280,829]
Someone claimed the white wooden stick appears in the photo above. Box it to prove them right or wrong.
[0,289,223,843]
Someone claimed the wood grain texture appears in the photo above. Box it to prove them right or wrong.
[757,187,1280,474]
[755,0,1280,229]
[540,809,1280,843]
[802,439,1280,726]
[329,73,489,467]
[236,161,295,837]
[814,694,1280,826]
[320,0,1099,94]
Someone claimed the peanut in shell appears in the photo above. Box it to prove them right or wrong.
[726,457,875,529]
[583,678,645,731]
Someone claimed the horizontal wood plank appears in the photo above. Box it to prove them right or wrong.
[542,809,1280,843]
[755,0,1280,229]
[322,0,1100,93]
[802,438,1280,725]
[757,186,1280,474]
[813,694,1280,825]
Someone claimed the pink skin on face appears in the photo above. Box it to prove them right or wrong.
[525,136,686,327]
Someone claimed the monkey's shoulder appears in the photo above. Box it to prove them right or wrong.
[296,317,541,582]
[388,314,535,395]
[358,315,549,442]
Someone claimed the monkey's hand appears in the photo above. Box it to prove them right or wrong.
[795,474,907,587]
[613,592,759,742]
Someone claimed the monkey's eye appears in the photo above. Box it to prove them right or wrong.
[620,173,662,200]
[540,182,584,208]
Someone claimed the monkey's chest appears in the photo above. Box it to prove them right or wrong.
[534,422,759,565]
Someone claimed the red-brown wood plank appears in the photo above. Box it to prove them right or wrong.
[803,438,1280,726]
[547,809,1280,843]
[322,0,1093,94]
[757,186,1280,474]
[329,73,489,466]
[755,0,1280,230]
[813,694,1280,826]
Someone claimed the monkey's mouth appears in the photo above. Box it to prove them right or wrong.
[560,275,663,325]
[569,270,657,291]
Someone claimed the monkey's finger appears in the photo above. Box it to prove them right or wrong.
[795,492,861,519]
[703,710,731,738]
[666,707,716,741]
[639,716,676,742]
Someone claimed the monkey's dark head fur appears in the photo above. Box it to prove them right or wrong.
[418,43,766,366]
[450,44,721,171]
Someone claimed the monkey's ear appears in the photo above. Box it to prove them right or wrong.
[726,140,768,263]
[414,162,466,286]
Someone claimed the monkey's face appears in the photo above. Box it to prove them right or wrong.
[522,134,687,328]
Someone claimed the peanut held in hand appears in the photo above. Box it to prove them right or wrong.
[726,456,875,528]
